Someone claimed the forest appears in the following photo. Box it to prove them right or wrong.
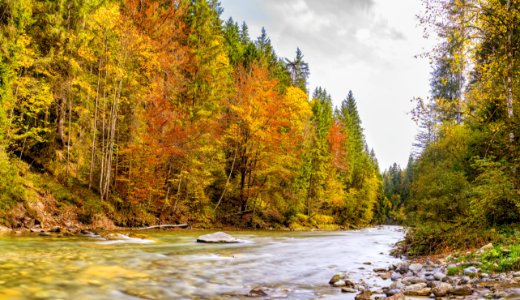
[383,0,520,254]
[0,0,385,229]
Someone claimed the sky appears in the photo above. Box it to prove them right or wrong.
[220,0,437,170]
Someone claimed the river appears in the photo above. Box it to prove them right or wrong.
[0,226,404,299]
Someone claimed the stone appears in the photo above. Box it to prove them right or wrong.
[409,263,423,275]
[404,283,431,297]
[329,273,348,285]
[513,271,520,277]
[464,266,478,276]
[385,293,405,300]
[363,262,372,265]
[354,290,372,300]
[450,285,473,296]
[425,274,435,281]
[248,287,268,297]
[378,272,391,280]
[459,276,471,284]
[373,268,387,273]
[434,272,446,281]
[391,272,402,281]
[395,262,409,274]
[402,276,425,285]
[332,280,346,287]
[196,232,240,243]
[341,287,357,293]
[432,282,452,297]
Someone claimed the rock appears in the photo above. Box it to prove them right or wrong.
[395,262,409,274]
[402,276,425,285]
[378,272,391,280]
[434,272,446,281]
[464,266,478,276]
[450,285,473,296]
[39,232,51,237]
[390,272,402,281]
[432,282,452,297]
[385,293,405,300]
[354,290,372,300]
[248,287,268,297]
[363,262,372,265]
[480,273,489,279]
[373,268,387,273]
[425,274,435,281]
[404,283,431,296]
[513,271,520,277]
[385,289,401,297]
[50,226,61,233]
[408,263,423,275]
[332,280,346,287]
[329,273,348,285]
[196,232,240,243]
[341,287,357,293]
[459,276,471,284]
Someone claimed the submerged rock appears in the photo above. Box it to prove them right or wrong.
[248,287,268,297]
[196,232,240,243]
[341,287,357,293]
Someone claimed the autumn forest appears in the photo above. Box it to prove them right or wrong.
[0,0,385,229]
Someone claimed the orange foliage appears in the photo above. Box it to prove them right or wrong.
[329,120,347,171]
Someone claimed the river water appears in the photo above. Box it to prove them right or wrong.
[0,226,404,300]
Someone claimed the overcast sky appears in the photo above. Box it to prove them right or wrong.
[220,0,436,170]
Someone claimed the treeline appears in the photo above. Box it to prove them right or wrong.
[0,0,384,228]
[384,0,519,254]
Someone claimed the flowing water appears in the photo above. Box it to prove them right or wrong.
[0,226,404,300]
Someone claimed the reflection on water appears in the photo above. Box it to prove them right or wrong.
[0,226,403,300]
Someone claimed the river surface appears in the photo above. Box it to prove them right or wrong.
[0,226,404,300]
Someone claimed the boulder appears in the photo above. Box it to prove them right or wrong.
[196,232,240,243]
[432,282,452,297]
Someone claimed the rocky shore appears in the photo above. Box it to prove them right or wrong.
[329,248,520,299]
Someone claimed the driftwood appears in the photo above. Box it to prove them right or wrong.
[135,224,189,230]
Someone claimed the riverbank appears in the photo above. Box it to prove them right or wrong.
[327,228,520,300]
